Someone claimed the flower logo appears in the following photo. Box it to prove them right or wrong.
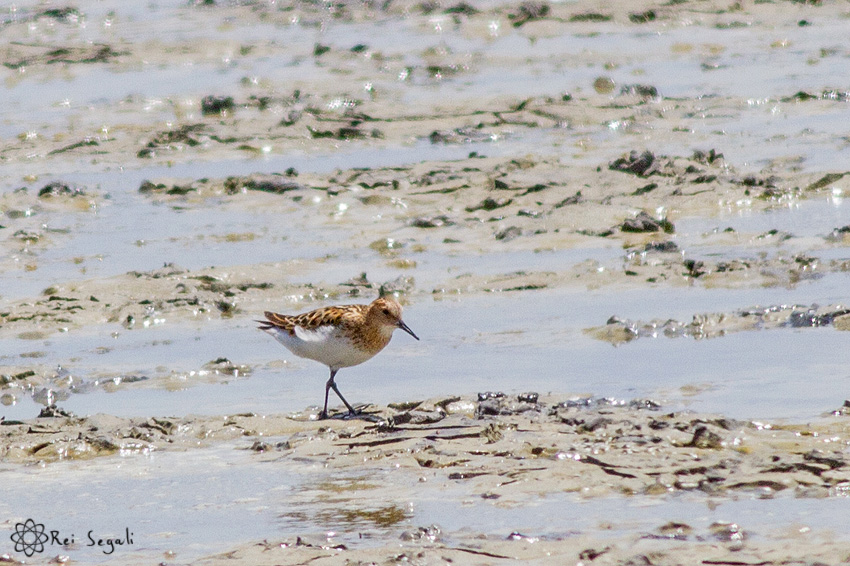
[10,519,48,557]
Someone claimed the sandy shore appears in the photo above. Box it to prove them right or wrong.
[3,394,850,564]
[3,0,850,563]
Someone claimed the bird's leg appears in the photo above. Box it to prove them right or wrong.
[321,369,335,419]
[331,382,358,416]
[322,369,358,418]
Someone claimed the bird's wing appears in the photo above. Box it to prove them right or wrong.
[293,324,337,342]
[258,311,295,332]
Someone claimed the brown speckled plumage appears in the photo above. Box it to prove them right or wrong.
[260,299,404,351]
[258,296,419,419]
[262,304,369,342]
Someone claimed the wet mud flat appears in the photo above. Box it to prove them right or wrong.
[4,0,850,564]
[3,394,850,564]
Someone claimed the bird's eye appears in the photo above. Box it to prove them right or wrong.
[382,308,391,315]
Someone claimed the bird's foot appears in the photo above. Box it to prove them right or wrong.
[317,407,371,420]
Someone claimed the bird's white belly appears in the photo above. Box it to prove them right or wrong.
[264,325,377,369]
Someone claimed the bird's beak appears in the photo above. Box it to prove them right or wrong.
[397,320,419,340]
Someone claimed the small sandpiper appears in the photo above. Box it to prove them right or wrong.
[258,296,419,419]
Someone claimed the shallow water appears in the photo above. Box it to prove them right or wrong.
[4,276,850,423]
[677,195,850,241]
[0,444,296,563]
[1,439,847,564]
[7,195,850,424]
[3,1,850,563]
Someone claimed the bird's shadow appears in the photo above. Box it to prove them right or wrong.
[321,405,384,423]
